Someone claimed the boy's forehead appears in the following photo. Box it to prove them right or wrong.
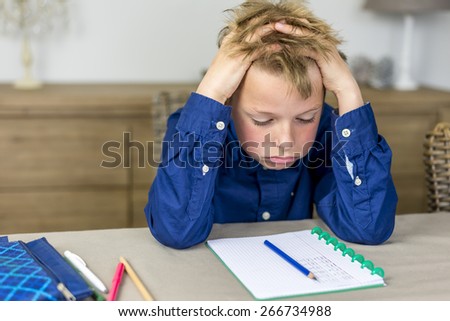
[237,68,323,115]
[241,65,323,101]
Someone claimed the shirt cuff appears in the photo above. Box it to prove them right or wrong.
[176,92,232,140]
[333,102,378,157]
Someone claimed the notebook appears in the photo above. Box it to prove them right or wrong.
[206,226,386,300]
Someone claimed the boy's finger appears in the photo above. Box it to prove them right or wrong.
[299,18,310,24]
[245,23,276,43]
[274,21,309,36]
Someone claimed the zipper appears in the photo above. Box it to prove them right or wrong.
[57,283,76,301]
[19,241,76,301]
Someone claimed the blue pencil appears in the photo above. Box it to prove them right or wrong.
[264,240,317,281]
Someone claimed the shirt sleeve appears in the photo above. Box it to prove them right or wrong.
[313,103,398,245]
[145,93,232,249]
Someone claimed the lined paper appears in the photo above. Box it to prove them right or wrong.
[207,231,385,300]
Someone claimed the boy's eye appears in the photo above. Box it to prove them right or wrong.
[252,119,273,126]
[296,117,315,124]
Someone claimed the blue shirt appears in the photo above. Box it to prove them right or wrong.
[145,93,397,249]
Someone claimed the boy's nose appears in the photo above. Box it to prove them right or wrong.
[274,125,294,151]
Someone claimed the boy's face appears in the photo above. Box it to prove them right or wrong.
[231,65,324,170]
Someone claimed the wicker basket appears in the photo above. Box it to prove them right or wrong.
[423,122,450,212]
[151,91,191,161]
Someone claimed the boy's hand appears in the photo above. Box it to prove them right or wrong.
[274,22,364,115]
[196,24,277,105]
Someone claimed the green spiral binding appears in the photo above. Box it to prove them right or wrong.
[361,260,374,270]
[352,254,365,264]
[334,242,346,252]
[343,248,355,257]
[371,267,385,278]
[311,226,385,278]
[326,237,338,246]
[311,226,322,235]
[319,231,330,241]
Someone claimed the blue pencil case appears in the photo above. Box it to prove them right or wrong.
[0,236,93,301]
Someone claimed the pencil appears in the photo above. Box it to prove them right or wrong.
[119,256,154,301]
[264,240,318,281]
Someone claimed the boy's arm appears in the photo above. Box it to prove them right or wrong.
[275,21,397,244]
[147,25,276,249]
[196,24,278,104]
[312,103,397,245]
[145,93,231,249]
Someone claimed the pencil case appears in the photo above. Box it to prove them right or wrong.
[0,236,93,301]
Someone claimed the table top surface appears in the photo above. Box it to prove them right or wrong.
[4,212,450,301]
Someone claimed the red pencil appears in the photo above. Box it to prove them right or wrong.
[107,262,125,301]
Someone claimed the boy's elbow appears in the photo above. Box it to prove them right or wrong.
[150,227,204,249]
[341,211,395,246]
[361,223,394,245]
[336,223,394,246]
[363,193,397,245]
[154,235,195,250]
[145,203,209,249]
[343,187,397,245]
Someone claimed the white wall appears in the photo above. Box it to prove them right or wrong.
[0,0,449,90]
[416,12,450,91]
[0,0,243,83]
[309,0,398,61]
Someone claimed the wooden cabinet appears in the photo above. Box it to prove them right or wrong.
[0,84,196,234]
[326,87,450,214]
[1,84,449,234]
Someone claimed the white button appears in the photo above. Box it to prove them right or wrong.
[342,128,351,138]
[216,121,225,131]
[262,211,271,220]
[291,192,295,197]
[202,164,210,174]
[355,176,362,186]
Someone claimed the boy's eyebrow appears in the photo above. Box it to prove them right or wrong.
[249,105,322,116]
[297,105,323,115]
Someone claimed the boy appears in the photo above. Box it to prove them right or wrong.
[145,0,397,249]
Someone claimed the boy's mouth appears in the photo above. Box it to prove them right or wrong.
[266,156,297,164]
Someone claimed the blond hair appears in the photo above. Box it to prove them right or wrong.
[219,0,342,97]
